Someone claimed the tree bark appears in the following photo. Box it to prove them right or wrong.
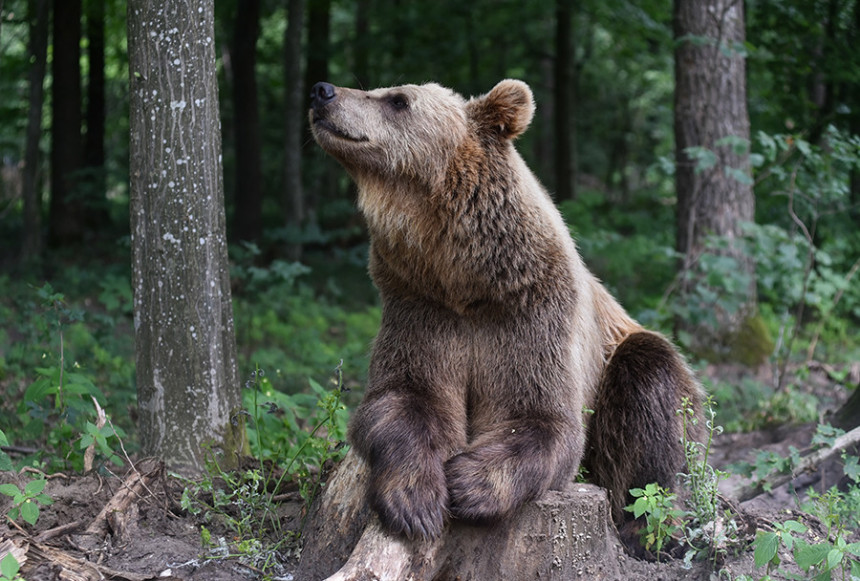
[302,0,331,226]
[128,0,246,475]
[48,0,84,246]
[83,0,107,221]
[673,0,757,350]
[353,0,370,89]
[21,0,49,262]
[283,0,304,261]
[231,0,263,244]
[297,450,622,581]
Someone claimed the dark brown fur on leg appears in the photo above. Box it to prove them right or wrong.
[445,415,580,524]
[584,331,704,528]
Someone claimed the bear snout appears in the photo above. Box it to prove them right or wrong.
[310,81,337,109]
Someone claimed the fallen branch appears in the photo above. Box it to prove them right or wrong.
[84,459,162,538]
[733,425,860,503]
[34,519,84,543]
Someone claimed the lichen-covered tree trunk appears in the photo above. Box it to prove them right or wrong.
[128,0,245,475]
[673,0,759,358]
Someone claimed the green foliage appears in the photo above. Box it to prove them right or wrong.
[626,482,684,560]
[709,376,819,433]
[752,519,807,572]
[178,362,349,576]
[0,552,22,581]
[750,518,860,581]
[0,477,52,526]
[0,429,11,472]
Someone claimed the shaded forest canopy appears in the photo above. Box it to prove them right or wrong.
[0,0,857,444]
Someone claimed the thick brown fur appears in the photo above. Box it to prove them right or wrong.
[309,79,704,541]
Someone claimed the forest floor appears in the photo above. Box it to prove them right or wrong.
[1,364,858,581]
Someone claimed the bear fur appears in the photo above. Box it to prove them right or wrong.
[309,79,704,541]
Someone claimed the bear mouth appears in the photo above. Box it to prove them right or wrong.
[313,117,369,143]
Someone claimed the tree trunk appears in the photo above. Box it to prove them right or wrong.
[297,450,622,581]
[851,0,860,229]
[353,0,370,89]
[302,0,331,227]
[836,385,860,431]
[554,0,573,201]
[48,0,84,247]
[21,0,49,262]
[231,0,263,244]
[673,0,757,354]
[283,0,304,261]
[128,0,246,475]
[83,0,107,223]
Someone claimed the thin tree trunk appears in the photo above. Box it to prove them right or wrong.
[231,0,263,244]
[48,0,84,246]
[302,0,330,226]
[554,0,573,200]
[353,0,370,89]
[83,0,108,227]
[673,0,756,350]
[284,0,304,260]
[128,0,246,475]
[21,0,49,261]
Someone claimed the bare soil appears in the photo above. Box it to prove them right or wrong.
[1,363,858,580]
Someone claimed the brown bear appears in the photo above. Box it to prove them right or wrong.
[309,79,704,541]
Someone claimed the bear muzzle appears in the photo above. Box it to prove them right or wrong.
[309,82,370,144]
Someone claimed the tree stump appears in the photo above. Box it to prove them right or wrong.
[296,450,622,580]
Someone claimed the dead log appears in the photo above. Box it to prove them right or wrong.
[732,425,860,502]
[296,449,622,580]
[84,459,162,539]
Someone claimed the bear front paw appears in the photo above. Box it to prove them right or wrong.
[445,452,510,524]
[369,467,448,540]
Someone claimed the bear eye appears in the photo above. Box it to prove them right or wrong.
[387,94,409,111]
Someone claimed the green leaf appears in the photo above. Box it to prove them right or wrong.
[0,483,20,497]
[825,548,842,571]
[795,541,831,570]
[0,451,12,472]
[1,552,20,579]
[754,531,780,568]
[782,520,807,534]
[632,496,649,518]
[24,478,46,496]
[845,542,860,557]
[0,429,8,447]
[842,455,860,483]
[20,500,39,525]
[7,506,19,521]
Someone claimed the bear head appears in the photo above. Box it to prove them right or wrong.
[309,79,536,200]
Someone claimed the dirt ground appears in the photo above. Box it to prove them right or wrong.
[1,364,858,580]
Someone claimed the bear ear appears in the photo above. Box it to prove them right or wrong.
[468,79,535,140]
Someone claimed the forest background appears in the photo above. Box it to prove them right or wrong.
[0,0,859,575]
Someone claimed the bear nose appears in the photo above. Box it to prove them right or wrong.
[310,82,336,109]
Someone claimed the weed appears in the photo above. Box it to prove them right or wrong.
[178,361,350,577]
[0,430,11,472]
[0,477,52,525]
[626,482,684,560]
[0,553,22,581]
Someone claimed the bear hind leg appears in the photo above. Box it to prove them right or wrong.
[584,331,703,526]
